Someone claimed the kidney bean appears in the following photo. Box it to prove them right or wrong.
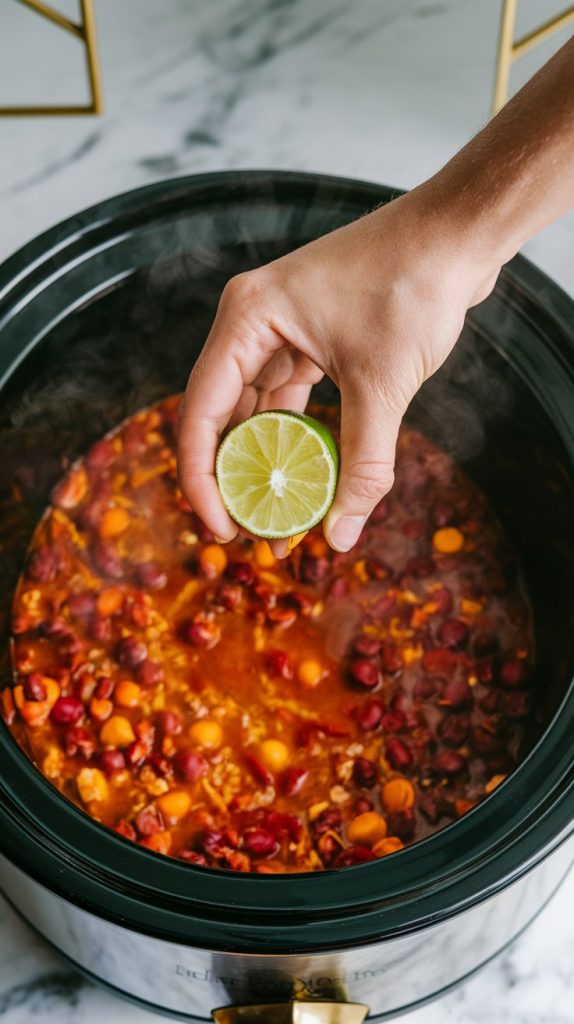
[353,757,378,788]
[357,697,385,732]
[64,726,95,759]
[317,833,341,866]
[68,592,97,619]
[50,696,84,726]
[413,676,440,700]
[243,828,278,857]
[312,806,342,836]
[400,462,429,502]
[381,644,403,675]
[217,583,243,611]
[156,710,181,737]
[135,561,168,591]
[329,576,348,599]
[262,810,303,842]
[476,658,494,684]
[299,555,330,585]
[264,649,293,679]
[180,850,208,866]
[437,618,469,650]
[354,797,375,815]
[474,630,500,657]
[126,740,149,766]
[500,691,530,718]
[499,659,528,688]
[438,714,470,748]
[365,559,393,581]
[440,678,472,709]
[406,557,435,579]
[381,711,406,733]
[100,749,127,775]
[352,635,382,658]
[370,593,396,617]
[135,805,163,837]
[27,546,58,583]
[245,754,274,788]
[94,676,114,700]
[117,636,148,667]
[333,845,376,868]
[227,561,256,586]
[185,620,221,650]
[285,591,314,616]
[349,659,380,690]
[147,754,172,777]
[433,750,466,776]
[23,674,47,702]
[386,737,413,770]
[421,648,458,676]
[95,543,124,579]
[91,616,112,643]
[86,439,116,469]
[136,659,164,686]
[171,745,205,782]
[479,691,500,713]
[419,794,439,823]
[280,766,308,797]
[432,586,454,615]
[123,421,147,455]
[114,821,137,841]
[200,830,225,856]
[472,725,503,755]
[388,809,416,839]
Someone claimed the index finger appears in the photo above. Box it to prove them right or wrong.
[177,291,283,540]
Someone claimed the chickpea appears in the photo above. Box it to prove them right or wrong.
[115,680,142,708]
[381,778,415,814]
[77,767,109,805]
[96,587,124,617]
[432,527,464,554]
[346,811,388,846]
[199,544,228,578]
[100,714,136,748]
[141,831,172,855]
[99,507,130,539]
[189,719,223,750]
[296,659,324,689]
[373,836,404,857]
[259,739,289,772]
[157,790,192,822]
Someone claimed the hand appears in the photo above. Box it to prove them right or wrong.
[178,183,501,554]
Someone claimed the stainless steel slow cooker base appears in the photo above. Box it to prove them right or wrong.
[2,841,572,1020]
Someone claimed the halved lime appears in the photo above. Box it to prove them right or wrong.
[215,410,339,539]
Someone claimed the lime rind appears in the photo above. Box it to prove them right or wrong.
[215,410,339,539]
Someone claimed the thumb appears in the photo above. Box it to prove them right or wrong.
[324,381,405,552]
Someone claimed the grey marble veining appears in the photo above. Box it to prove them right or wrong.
[0,0,573,1021]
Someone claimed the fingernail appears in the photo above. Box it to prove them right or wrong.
[328,515,366,552]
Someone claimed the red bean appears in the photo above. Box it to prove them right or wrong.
[95,676,115,700]
[354,797,375,814]
[64,726,95,759]
[114,820,137,841]
[352,635,382,658]
[386,737,413,770]
[433,750,466,776]
[471,724,503,755]
[501,691,530,718]
[27,546,58,583]
[333,846,376,868]
[50,696,83,726]
[136,660,164,686]
[68,592,97,619]
[299,555,330,584]
[157,710,182,736]
[243,828,278,857]
[86,439,116,469]
[421,648,458,676]
[413,677,440,700]
[135,561,168,591]
[180,850,208,866]
[123,421,147,455]
[217,583,243,611]
[499,659,528,688]
[432,586,454,615]
[381,711,406,733]
[200,830,225,856]
[23,674,47,702]
[126,740,148,766]
[329,576,348,599]
[285,591,314,616]
[479,691,500,713]
[388,809,416,839]
[91,616,112,643]
[263,810,302,842]
[265,649,293,679]
[399,462,429,503]
[438,714,470,747]
[280,766,308,797]
[349,659,380,689]
[365,559,393,581]
[353,757,378,788]
[173,749,207,783]
[419,794,439,823]
[474,630,500,657]
[147,754,172,777]
[227,561,256,586]
[312,807,342,835]
[135,805,163,837]
[476,658,494,684]
[440,678,472,709]
[245,754,274,788]
[100,749,127,775]
[432,501,455,527]
[95,543,124,579]
[357,698,385,732]
[437,618,469,650]
[185,620,221,649]
[117,636,148,667]
[381,644,403,675]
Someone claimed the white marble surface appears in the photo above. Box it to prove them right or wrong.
[0,0,573,1021]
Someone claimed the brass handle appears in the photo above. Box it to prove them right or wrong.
[213,1002,369,1024]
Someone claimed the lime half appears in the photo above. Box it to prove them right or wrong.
[216,410,339,539]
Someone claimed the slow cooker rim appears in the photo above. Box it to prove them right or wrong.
[0,170,573,953]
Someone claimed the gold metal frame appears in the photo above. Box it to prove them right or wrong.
[492,0,574,114]
[0,0,103,116]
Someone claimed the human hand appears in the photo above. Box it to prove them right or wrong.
[178,184,502,554]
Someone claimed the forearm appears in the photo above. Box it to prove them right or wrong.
[425,35,574,267]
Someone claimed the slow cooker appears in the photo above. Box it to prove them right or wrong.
[0,171,572,1021]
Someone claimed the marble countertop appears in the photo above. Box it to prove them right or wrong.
[0,0,573,1021]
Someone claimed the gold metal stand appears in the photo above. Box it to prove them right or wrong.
[492,1,574,115]
[0,0,103,116]
[213,1002,370,1024]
